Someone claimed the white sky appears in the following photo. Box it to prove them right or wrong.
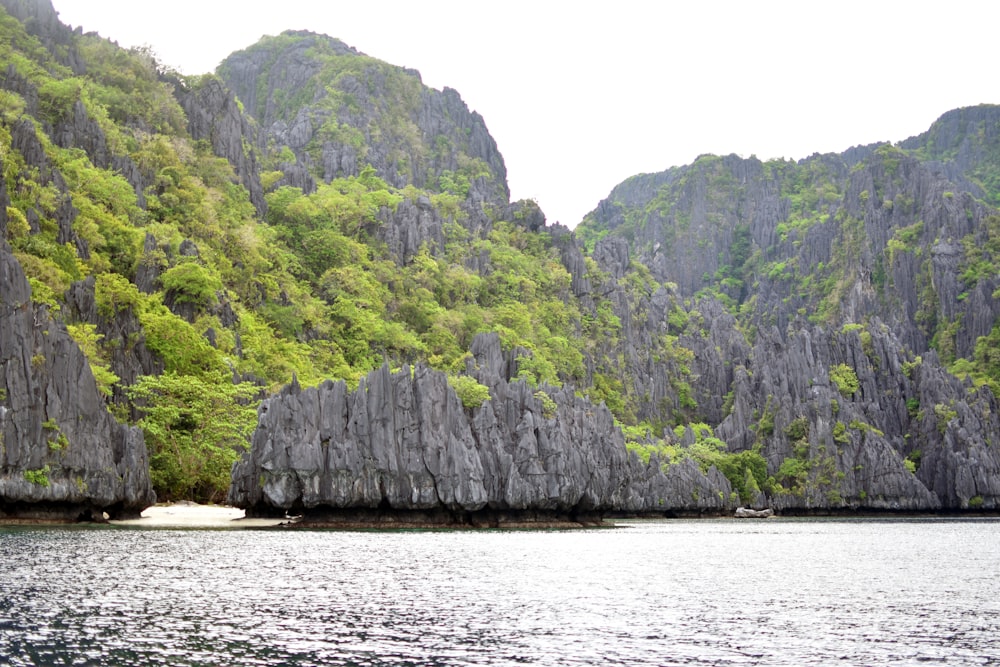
[49,1,1000,228]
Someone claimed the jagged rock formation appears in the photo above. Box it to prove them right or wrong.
[715,322,1000,511]
[5,0,1000,517]
[176,75,266,215]
[575,106,1000,511]
[229,333,730,522]
[1,0,84,72]
[0,161,154,520]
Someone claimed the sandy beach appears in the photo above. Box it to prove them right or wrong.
[110,502,287,528]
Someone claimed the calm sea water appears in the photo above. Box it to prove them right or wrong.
[1,518,998,666]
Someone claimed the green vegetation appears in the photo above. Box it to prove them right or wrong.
[42,419,70,451]
[933,403,958,434]
[832,421,849,444]
[829,364,860,397]
[774,445,840,500]
[886,222,924,266]
[5,8,1000,513]
[770,410,845,500]
[533,390,558,418]
[449,376,491,409]
[784,416,809,442]
[66,323,119,397]
[624,422,768,503]
[949,319,1000,398]
[24,466,51,487]
[127,372,259,502]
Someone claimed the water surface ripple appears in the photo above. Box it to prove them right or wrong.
[1,519,998,665]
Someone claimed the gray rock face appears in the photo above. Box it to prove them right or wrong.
[577,109,1000,512]
[587,137,999,363]
[229,333,731,520]
[176,75,266,215]
[377,196,447,263]
[0,0,84,73]
[714,321,1000,511]
[0,163,155,520]
[63,276,162,411]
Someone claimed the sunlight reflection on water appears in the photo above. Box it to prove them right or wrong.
[1,519,999,665]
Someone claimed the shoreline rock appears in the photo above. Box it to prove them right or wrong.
[735,507,775,518]
[229,333,732,519]
[272,507,609,530]
[0,156,155,523]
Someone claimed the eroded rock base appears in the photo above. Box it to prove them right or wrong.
[250,506,608,529]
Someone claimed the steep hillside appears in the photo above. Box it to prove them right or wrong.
[577,105,1000,511]
[0,0,155,519]
[0,157,153,519]
[2,0,999,518]
[217,31,509,254]
[0,1,735,514]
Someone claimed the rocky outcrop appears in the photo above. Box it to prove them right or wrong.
[176,75,266,215]
[0,161,155,520]
[735,507,774,518]
[377,195,447,263]
[63,276,162,409]
[715,321,1000,511]
[229,333,731,522]
[0,0,85,73]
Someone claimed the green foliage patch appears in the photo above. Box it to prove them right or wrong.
[24,465,51,487]
[829,363,860,397]
[449,375,491,409]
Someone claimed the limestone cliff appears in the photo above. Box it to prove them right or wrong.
[229,333,730,522]
[715,322,1000,511]
[580,118,1000,362]
[0,159,154,520]
[176,75,266,215]
[576,106,1000,511]
[5,0,1000,516]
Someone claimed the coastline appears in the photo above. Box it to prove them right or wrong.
[3,503,997,528]
[109,502,287,528]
